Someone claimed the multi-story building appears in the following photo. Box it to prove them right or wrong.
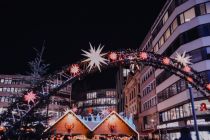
[125,0,210,139]
[116,66,130,113]
[77,89,117,115]
[0,75,31,114]
[0,74,72,126]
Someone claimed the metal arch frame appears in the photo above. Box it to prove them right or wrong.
[1,49,210,134]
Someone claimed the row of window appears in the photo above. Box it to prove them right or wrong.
[83,98,117,106]
[159,99,210,123]
[86,91,116,99]
[106,91,116,97]
[0,87,27,93]
[154,2,210,53]
[163,21,210,57]
[157,79,186,103]
[143,96,157,111]
[127,104,137,114]
[156,46,210,86]
[142,80,156,97]
[152,0,188,37]
[87,92,97,99]
[142,68,155,83]
[188,46,210,63]
[0,96,16,103]
[0,78,26,85]
[129,87,136,101]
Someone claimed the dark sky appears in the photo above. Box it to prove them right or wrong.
[0,1,165,90]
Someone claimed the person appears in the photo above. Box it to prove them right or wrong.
[179,128,192,140]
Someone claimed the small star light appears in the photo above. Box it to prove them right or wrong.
[82,43,108,72]
[24,91,36,104]
[175,52,192,66]
[70,64,80,76]
[162,57,170,65]
[71,107,78,113]
[139,52,148,60]
[109,52,117,61]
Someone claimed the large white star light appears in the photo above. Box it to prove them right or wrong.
[175,51,192,66]
[82,43,108,72]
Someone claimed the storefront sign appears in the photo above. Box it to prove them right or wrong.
[200,103,207,111]
[157,122,179,129]
[187,119,210,125]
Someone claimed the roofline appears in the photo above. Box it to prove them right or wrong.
[44,110,92,133]
[92,111,140,139]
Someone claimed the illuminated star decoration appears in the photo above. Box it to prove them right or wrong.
[70,64,80,76]
[82,43,107,72]
[175,52,192,66]
[24,91,36,104]
[109,52,117,61]
[71,107,78,113]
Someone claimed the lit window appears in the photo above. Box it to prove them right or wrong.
[180,13,185,24]
[184,8,195,22]
[0,88,2,92]
[171,18,178,33]
[154,43,159,52]
[164,28,171,40]
[206,2,210,13]
[0,79,4,83]
[199,3,206,15]
[163,12,169,24]
[159,36,164,46]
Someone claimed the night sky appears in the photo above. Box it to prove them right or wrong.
[0,1,165,91]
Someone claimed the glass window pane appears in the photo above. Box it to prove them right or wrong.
[206,2,210,13]
[163,12,169,24]
[159,36,164,46]
[171,108,176,120]
[184,8,195,22]
[188,49,202,63]
[164,28,171,41]
[200,3,206,15]
[180,14,185,24]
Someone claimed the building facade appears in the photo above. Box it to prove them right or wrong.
[116,66,130,113]
[0,74,72,126]
[124,0,210,139]
[77,89,117,115]
[0,75,31,114]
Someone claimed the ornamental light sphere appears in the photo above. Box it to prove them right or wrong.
[183,65,191,73]
[187,77,193,83]
[162,57,170,65]
[70,64,80,76]
[206,83,210,91]
[139,52,148,60]
[109,52,117,61]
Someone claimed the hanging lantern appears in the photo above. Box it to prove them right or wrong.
[70,64,80,76]
[183,66,191,73]
[109,52,117,61]
[65,122,74,133]
[139,52,148,60]
[0,126,6,133]
[187,77,193,83]
[162,57,170,65]
[206,83,210,91]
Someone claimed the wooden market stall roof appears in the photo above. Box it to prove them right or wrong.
[92,111,139,139]
[44,110,91,136]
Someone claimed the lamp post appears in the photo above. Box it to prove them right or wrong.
[188,84,200,140]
